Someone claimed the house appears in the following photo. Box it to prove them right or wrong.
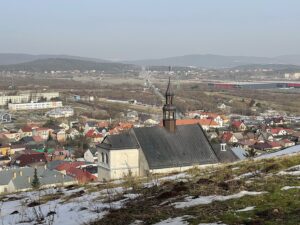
[85,129,104,143]
[84,148,98,163]
[257,132,274,142]
[126,110,139,122]
[97,79,238,181]
[67,128,80,140]
[199,112,224,127]
[10,150,47,167]
[18,123,40,138]
[48,148,70,161]
[51,129,67,143]
[19,126,33,138]
[1,131,21,142]
[175,118,220,131]
[0,166,76,194]
[0,144,11,156]
[279,139,295,148]
[217,103,227,110]
[268,128,290,136]
[0,111,11,123]
[238,139,257,150]
[265,117,285,126]
[32,127,51,140]
[84,121,98,133]
[55,161,97,184]
[231,121,247,131]
[221,132,238,143]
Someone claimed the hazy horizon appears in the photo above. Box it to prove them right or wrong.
[1,0,300,60]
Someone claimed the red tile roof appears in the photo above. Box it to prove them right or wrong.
[221,132,233,142]
[20,126,33,132]
[67,167,97,184]
[176,119,219,126]
[13,152,47,167]
[55,161,85,171]
[232,121,243,128]
[85,130,103,138]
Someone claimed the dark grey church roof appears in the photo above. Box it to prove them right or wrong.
[97,132,139,150]
[212,144,239,163]
[133,124,219,169]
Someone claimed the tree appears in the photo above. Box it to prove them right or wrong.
[244,148,257,159]
[31,168,40,189]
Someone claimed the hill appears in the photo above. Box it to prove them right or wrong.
[125,54,300,68]
[1,152,300,225]
[0,53,109,65]
[0,58,140,73]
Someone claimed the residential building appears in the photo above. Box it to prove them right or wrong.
[0,166,76,194]
[8,101,62,111]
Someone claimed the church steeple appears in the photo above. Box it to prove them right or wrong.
[163,77,176,132]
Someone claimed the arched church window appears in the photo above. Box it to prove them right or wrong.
[101,152,104,163]
[105,153,109,164]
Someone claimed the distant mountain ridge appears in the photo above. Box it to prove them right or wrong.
[0,53,109,65]
[1,53,300,69]
[0,58,139,73]
[124,54,300,68]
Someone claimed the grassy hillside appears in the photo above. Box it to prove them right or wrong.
[1,154,300,225]
[0,58,140,73]
[93,154,300,225]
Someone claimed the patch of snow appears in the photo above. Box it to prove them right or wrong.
[153,216,191,225]
[143,173,191,188]
[158,173,191,182]
[233,171,260,180]
[278,165,300,176]
[198,223,227,225]
[172,191,267,209]
[281,186,300,191]
[0,183,140,225]
[129,220,143,225]
[236,206,255,212]
[231,167,240,171]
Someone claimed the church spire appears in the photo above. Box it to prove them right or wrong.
[163,77,176,132]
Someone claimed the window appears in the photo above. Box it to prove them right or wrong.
[105,153,109,164]
[221,143,226,151]
[101,152,105,163]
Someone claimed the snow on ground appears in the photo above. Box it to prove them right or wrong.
[281,186,300,191]
[0,185,139,225]
[232,171,260,180]
[198,223,227,225]
[172,191,267,209]
[236,206,255,212]
[278,165,300,176]
[153,216,191,225]
[144,172,191,188]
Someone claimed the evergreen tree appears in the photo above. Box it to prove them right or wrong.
[31,168,40,189]
[244,148,257,159]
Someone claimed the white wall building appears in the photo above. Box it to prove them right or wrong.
[0,92,59,106]
[8,101,63,111]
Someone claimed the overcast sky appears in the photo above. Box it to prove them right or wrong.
[1,0,300,60]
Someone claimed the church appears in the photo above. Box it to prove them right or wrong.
[97,79,238,181]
